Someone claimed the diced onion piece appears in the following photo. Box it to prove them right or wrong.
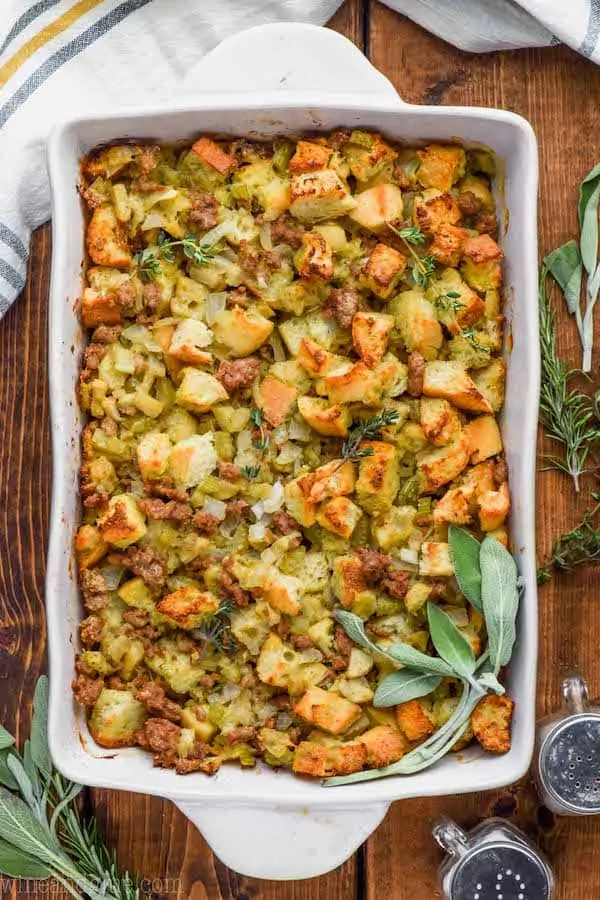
[204,498,227,521]
[237,430,253,451]
[249,521,267,542]
[205,292,227,325]
[263,481,284,513]
[99,566,125,590]
[268,330,286,362]
[400,548,419,565]
[298,648,323,664]
[259,222,274,251]
[122,324,162,353]
[251,500,265,519]
[141,210,164,230]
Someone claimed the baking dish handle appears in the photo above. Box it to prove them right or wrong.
[182,22,405,105]
[174,800,389,880]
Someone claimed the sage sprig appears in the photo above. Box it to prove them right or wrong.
[0,677,138,898]
[326,531,521,786]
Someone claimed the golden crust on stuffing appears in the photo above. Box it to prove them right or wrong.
[471,695,514,753]
[292,741,366,776]
[294,686,362,735]
[396,699,436,742]
[191,137,237,175]
[289,140,333,174]
[363,243,407,299]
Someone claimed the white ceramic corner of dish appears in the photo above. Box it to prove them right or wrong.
[45,22,539,882]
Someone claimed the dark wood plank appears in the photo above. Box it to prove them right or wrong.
[366,4,600,898]
[0,4,366,899]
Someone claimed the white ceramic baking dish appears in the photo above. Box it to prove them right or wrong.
[45,22,540,881]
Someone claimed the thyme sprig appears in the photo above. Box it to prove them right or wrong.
[386,221,436,287]
[538,502,600,583]
[135,231,218,282]
[341,409,400,463]
[250,408,269,453]
[461,328,491,354]
[434,291,464,314]
[539,261,600,492]
[241,465,261,480]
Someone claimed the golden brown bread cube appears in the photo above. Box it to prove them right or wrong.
[97,494,147,548]
[418,436,470,493]
[323,361,383,406]
[363,243,407,299]
[413,190,461,234]
[86,206,132,268]
[191,136,237,175]
[296,338,337,376]
[417,144,466,192]
[289,170,356,222]
[352,311,395,368]
[316,496,363,539]
[75,524,108,570]
[157,586,220,629]
[419,542,454,577]
[355,440,400,515]
[478,481,510,532]
[80,289,125,328]
[349,184,403,233]
[297,396,351,437]
[288,140,333,174]
[331,555,370,608]
[430,224,469,266]
[292,741,366,777]
[295,231,334,281]
[471,695,514,753]
[358,725,408,767]
[299,459,356,503]
[463,415,503,463]
[423,361,493,414]
[420,398,462,447]
[396,698,437,742]
[390,289,443,361]
[258,376,298,427]
[294,686,363,735]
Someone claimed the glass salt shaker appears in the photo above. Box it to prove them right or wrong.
[536,671,600,815]
[433,815,555,900]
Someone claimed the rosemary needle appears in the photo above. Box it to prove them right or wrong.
[538,504,600,583]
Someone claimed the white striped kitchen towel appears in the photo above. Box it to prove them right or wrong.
[1,0,600,317]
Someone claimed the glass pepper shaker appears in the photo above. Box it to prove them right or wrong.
[536,671,600,815]
[433,815,555,899]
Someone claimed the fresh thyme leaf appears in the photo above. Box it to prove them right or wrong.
[250,408,263,428]
[539,264,600,492]
[341,409,400,463]
[413,253,436,288]
[134,249,161,283]
[386,221,435,285]
[538,506,600,583]
[241,465,261,479]
[434,291,464,314]
[387,223,426,246]
[461,328,490,354]
[135,231,218,282]
[250,407,269,454]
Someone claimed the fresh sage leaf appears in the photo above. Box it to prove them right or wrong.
[0,728,14,753]
[427,603,476,679]
[0,788,62,865]
[579,163,600,274]
[0,836,51,879]
[30,676,52,778]
[6,756,37,811]
[373,669,442,708]
[477,671,506,695]
[480,536,520,674]
[334,610,454,676]
[545,241,583,318]
[0,751,18,792]
[448,526,482,610]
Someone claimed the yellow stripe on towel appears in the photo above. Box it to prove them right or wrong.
[0,0,105,89]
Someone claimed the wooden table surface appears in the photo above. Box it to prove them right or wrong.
[2,1,600,896]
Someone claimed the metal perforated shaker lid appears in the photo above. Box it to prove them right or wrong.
[538,673,600,813]
[433,817,554,900]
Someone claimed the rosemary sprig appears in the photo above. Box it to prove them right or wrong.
[0,677,138,898]
[538,503,600,583]
[134,231,218,282]
[539,261,600,492]
[386,221,436,287]
[341,409,400,463]
[195,600,237,654]
[241,465,261,480]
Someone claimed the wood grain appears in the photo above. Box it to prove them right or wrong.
[3,1,600,897]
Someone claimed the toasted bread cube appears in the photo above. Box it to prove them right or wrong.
[463,460,496,497]
[297,396,351,437]
[316,497,363,539]
[292,741,366,777]
[479,482,510,532]
[349,184,403,233]
[284,480,318,527]
[295,231,333,281]
[395,698,436,742]
[212,306,274,356]
[363,243,407,299]
[352,311,395,368]
[157,586,220,629]
[428,268,485,334]
[176,368,228,413]
[75,524,108,569]
[258,376,298,427]
[471,695,514,753]
[423,361,493,413]
[84,144,137,178]
[87,206,132,268]
[430,224,469,266]
[323,361,383,406]
[299,459,356,503]
[260,570,303,616]
[191,136,236,175]
[420,398,462,447]
[294,686,362,735]
[433,485,474,526]
[169,319,213,365]
[343,130,398,182]
[332,555,370,608]
[472,359,505,412]
[80,288,124,328]
[418,435,470,493]
[419,542,453,577]
[289,170,356,223]
[417,144,466,192]
[413,189,461,234]
[257,633,295,688]
[289,140,333,174]
[137,431,171,480]
[89,688,146,748]
[389,289,443,360]
[372,505,416,551]
[358,725,407,767]
[355,441,399,516]
[297,338,337,376]
[461,234,504,291]
[404,581,433,615]
[457,173,495,210]
[98,494,146,548]
[168,433,217,489]
[464,415,503,463]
